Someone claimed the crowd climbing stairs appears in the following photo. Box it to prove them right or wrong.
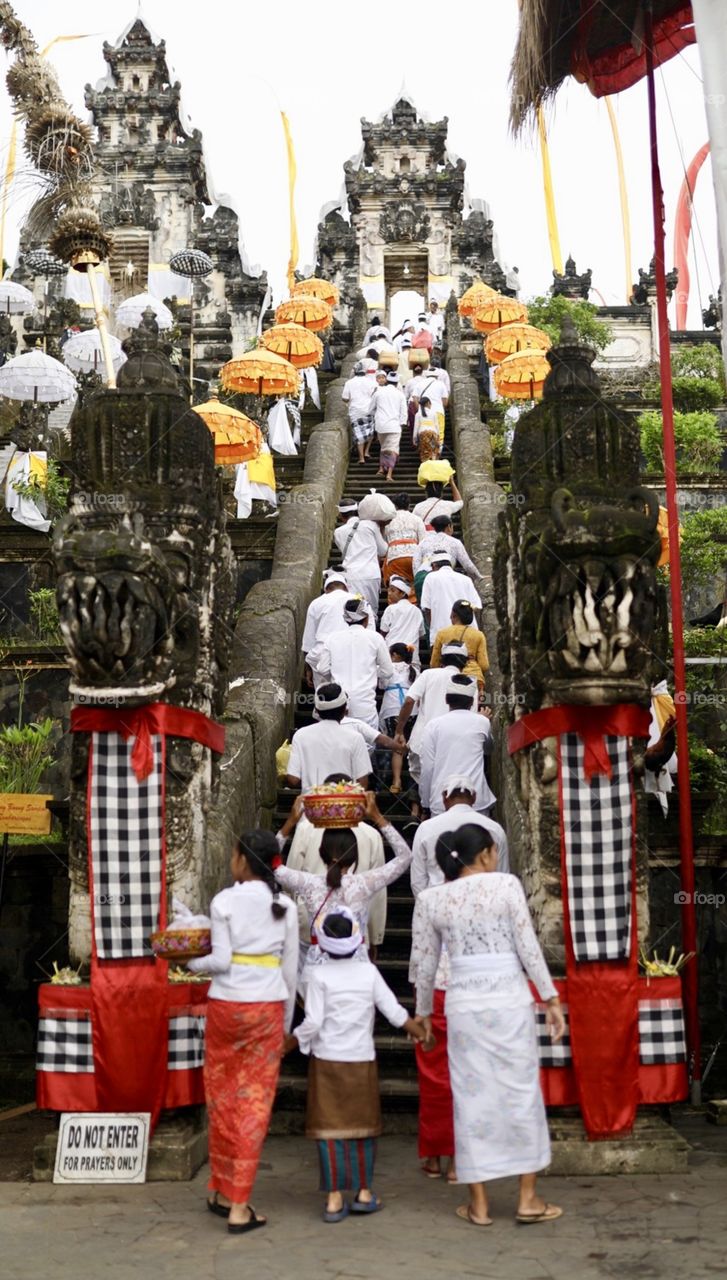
[274,379,461,1129]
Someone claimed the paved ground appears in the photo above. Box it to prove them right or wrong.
[1,1116,726,1280]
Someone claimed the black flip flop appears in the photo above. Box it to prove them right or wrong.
[207,1193,230,1219]
[228,1207,267,1235]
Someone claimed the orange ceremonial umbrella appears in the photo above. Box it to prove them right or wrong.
[259,322,323,370]
[494,349,550,400]
[458,279,496,318]
[220,348,299,397]
[275,294,332,333]
[194,394,263,465]
[485,323,551,365]
[292,277,340,308]
[471,294,529,334]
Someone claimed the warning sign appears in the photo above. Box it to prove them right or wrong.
[54,1113,150,1184]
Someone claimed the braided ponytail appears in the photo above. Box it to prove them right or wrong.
[237,830,287,919]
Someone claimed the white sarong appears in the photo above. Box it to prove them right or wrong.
[445,952,551,1184]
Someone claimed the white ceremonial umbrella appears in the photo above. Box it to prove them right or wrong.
[115,291,173,331]
[62,328,127,377]
[0,280,35,316]
[0,349,77,403]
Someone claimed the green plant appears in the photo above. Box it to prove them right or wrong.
[688,736,727,795]
[683,626,727,660]
[525,294,613,353]
[11,458,70,522]
[679,508,727,590]
[637,409,723,474]
[0,718,55,793]
[671,344,725,383]
[671,376,723,413]
[28,588,61,642]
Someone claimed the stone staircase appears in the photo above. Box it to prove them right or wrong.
[273,400,462,1128]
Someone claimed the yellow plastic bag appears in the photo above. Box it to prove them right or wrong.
[417,459,455,488]
[275,739,292,780]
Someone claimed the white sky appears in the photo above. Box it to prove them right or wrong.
[0,0,719,327]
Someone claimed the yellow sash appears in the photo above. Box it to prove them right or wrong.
[231,952,281,968]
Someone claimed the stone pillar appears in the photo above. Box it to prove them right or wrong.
[493,317,667,961]
[53,311,234,958]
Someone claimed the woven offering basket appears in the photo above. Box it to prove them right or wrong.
[150,926,211,962]
[303,788,367,829]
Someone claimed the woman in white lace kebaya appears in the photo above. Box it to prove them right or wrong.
[411,823,565,1227]
[275,793,413,970]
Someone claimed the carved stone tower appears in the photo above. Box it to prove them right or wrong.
[316,98,515,324]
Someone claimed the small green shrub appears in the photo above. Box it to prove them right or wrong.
[0,718,55,793]
[638,409,723,474]
[28,588,61,643]
[671,376,723,413]
[525,294,613,353]
[678,507,727,589]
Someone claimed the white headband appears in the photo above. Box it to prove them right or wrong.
[443,774,477,798]
[314,685,348,711]
[389,576,410,595]
[344,596,368,623]
[316,907,363,957]
[339,502,358,514]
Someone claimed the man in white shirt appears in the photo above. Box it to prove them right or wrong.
[313,597,395,729]
[301,569,351,688]
[421,553,482,638]
[286,683,371,790]
[426,301,445,349]
[371,370,407,482]
[410,775,508,897]
[341,361,377,464]
[379,576,426,668]
[419,675,495,816]
[333,500,387,618]
[413,514,482,581]
[394,642,468,782]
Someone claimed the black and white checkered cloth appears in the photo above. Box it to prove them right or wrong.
[37,1012,208,1074]
[535,1002,572,1066]
[561,733,633,962]
[37,1016,94,1073]
[638,999,687,1064]
[533,998,686,1068]
[89,732,163,959]
[167,1014,206,1071]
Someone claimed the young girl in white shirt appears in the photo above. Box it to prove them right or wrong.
[283,906,428,1221]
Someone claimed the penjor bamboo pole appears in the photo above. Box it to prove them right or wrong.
[86,263,116,389]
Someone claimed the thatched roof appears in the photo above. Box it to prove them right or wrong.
[510,0,694,131]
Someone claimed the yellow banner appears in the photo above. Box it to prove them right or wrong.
[604,97,633,303]
[537,108,563,276]
[280,112,299,294]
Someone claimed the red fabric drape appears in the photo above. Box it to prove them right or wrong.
[572,3,695,98]
[674,142,710,329]
[557,735,640,1137]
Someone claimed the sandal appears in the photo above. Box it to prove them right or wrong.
[516,1203,563,1225]
[323,1201,350,1224]
[227,1206,267,1234]
[456,1204,492,1227]
[351,1192,382,1214]
[421,1161,441,1179]
[206,1192,230,1219]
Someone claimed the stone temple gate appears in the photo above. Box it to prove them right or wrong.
[315,97,517,326]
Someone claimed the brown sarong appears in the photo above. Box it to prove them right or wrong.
[306,1058,382,1140]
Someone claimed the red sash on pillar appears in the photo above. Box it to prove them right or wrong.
[509,703,650,1138]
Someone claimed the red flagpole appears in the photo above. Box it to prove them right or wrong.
[644,3,701,1099]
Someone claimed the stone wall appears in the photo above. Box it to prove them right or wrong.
[202,360,354,906]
